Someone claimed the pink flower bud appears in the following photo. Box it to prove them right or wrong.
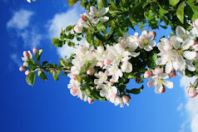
[32,48,38,54]
[157,85,166,94]
[88,98,94,104]
[86,68,95,75]
[25,70,30,76]
[23,51,30,59]
[104,59,112,65]
[71,74,77,80]
[153,67,163,75]
[122,95,130,105]
[19,66,25,72]
[187,86,198,98]
[144,71,153,78]
[81,15,87,22]
[70,87,78,96]
[169,70,176,78]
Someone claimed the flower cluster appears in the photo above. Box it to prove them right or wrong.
[68,19,198,106]
[68,29,160,106]
[19,48,38,76]
[74,6,109,33]
[19,4,198,107]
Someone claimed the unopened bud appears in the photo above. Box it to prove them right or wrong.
[144,71,153,78]
[32,48,38,54]
[23,51,30,59]
[187,86,198,98]
[169,70,176,78]
[122,95,130,105]
[88,98,94,104]
[86,68,95,75]
[25,70,30,76]
[19,66,25,72]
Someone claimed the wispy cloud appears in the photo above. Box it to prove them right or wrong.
[7,9,42,67]
[48,4,84,57]
[179,76,198,132]
[7,9,42,48]
[7,9,34,30]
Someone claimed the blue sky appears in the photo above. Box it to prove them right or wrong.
[0,0,197,132]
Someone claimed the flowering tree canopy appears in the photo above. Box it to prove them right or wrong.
[20,0,198,107]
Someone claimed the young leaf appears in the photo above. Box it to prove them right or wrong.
[38,70,47,80]
[68,0,78,6]
[176,2,184,23]
[35,49,43,61]
[169,0,179,6]
[26,72,36,86]
[126,85,144,94]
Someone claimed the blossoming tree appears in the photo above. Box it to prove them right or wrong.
[20,0,198,107]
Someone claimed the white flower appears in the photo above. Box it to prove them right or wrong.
[148,67,173,94]
[88,6,109,24]
[139,31,156,51]
[157,30,196,73]
[107,65,123,83]
[94,71,108,85]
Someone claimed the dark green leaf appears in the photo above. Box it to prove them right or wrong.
[26,72,36,86]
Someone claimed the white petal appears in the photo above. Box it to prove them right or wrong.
[183,51,197,60]
[170,36,182,49]
[164,80,173,89]
[186,60,196,71]
[100,16,109,22]
[182,39,194,50]
[176,26,186,38]
[144,45,153,51]
[131,52,140,57]
[99,7,109,16]
[165,62,173,73]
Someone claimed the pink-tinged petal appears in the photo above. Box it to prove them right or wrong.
[183,51,197,60]
[147,80,155,87]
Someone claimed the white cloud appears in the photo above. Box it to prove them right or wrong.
[7,9,34,30]
[7,9,42,48]
[180,76,198,132]
[7,9,42,67]
[20,29,42,48]
[48,4,84,57]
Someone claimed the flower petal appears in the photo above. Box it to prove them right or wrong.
[164,80,173,89]
[183,51,197,60]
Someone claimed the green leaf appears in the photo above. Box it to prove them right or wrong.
[51,69,60,81]
[67,0,78,6]
[126,85,144,94]
[35,49,43,61]
[52,38,62,47]
[66,25,74,31]
[38,70,47,80]
[176,2,185,23]
[26,72,36,86]
[187,1,198,20]
[169,0,180,6]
